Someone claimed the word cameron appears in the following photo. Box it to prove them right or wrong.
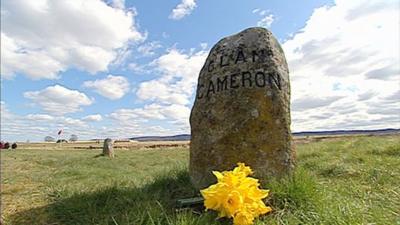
[197,70,282,99]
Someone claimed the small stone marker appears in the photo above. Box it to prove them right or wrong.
[103,138,114,158]
[190,27,295,189]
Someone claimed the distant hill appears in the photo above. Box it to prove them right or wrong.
[130,128,399,142]
[130,134,191,142]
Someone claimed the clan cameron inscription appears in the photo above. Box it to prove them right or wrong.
[196,47,282,99]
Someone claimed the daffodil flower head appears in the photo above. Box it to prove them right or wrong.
[200,162,272,225]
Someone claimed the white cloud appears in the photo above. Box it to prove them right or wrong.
[292,96,343,111]
[82,114,103,122]
[162,104,191,125]
[137,41,162,56]
[137,80,190,105]
[259,10,268,16]
[109,103,191,128]
[1,101,182,142]
[128,62,150,74]
[169,0,197,20]
[162,32,170,39]
[136,48,208,105]
[134,47,208,133]
[111,0,125,9]
[109,104,165,121]
[26,114,55,121]
[83,75,130,100]
[1,101,13,122]
[283,0,400,131]
[106,103,190,138]
[1,102,94,141]
[200,43,208,50]
[24,85,93,115]
[1,0,145,79]
[257,14,274,28]
[253,8,273,28]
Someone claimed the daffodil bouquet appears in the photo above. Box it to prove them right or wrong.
[200,163,271,225]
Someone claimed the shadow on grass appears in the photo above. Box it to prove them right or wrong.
[8,168,328,225]
[7,169,221,225]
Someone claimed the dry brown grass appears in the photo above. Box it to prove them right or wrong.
[15,140,190,151]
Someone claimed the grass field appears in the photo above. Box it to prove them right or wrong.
[1,135,399,225]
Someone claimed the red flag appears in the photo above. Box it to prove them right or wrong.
[58,129,63,135]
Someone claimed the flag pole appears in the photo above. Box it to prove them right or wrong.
[58,129,63,149]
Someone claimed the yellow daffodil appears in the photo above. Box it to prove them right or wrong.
[201,162,272,225]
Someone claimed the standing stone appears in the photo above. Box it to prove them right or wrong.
[190,27,295,189]
[103,138,114,158]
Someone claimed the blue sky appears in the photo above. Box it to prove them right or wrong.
[1,0,399,141]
